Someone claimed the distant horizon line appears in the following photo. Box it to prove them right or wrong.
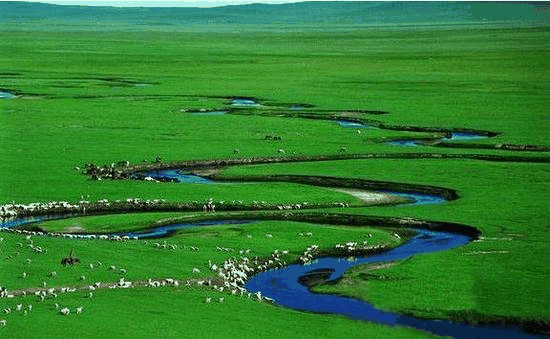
[18,0,310,8]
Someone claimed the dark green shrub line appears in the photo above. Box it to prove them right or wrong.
[223,106,549,151]
[429,141,550,152]
[399,308,550,336]
[86,152,550,180]
[212,174,459,200]
[225,107,497,136]
[83,151,550,180]
[1,199,354,221]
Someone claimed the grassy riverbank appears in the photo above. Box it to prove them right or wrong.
[1,2,548,337]
[224,159,550,326]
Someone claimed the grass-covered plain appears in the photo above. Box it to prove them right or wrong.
[1,2,549,337]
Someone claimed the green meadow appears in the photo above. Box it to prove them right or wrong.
[0,1,549,338]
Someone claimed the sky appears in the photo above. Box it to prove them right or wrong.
[29,0,306,7]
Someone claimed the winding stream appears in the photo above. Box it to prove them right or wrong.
[245,229,538,338]
[2,110,545,338]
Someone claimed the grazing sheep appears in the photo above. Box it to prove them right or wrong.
[76,307,83,314]
[0,319,6,326]
[60,307,70,315]
[205,297,211,304]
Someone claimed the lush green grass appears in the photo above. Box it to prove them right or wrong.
[0,285,439,339]
[0,12,548,338]
[1,219,400,290]
[223,159,550,321]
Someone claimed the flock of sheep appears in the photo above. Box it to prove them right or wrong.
[1,221,386,329]
[0,197,351,222]
[0,192,373,331]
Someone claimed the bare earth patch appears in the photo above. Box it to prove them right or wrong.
[63,225,86,233]
[332,188,401,205]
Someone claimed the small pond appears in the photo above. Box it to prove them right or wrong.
[134,170,212,183]
[386,139,421,147]
[443,132,488,142]
[336,120,372,129]
[0,91,16,99]
[232,98,260,107]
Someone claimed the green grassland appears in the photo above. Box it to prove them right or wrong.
[0,2,549,337]
[224,159,550,321]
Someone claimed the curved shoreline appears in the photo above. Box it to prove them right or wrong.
[244,228,544,338]
[3,97,549,336]
[82,152,550,182]
[4,206,548,336]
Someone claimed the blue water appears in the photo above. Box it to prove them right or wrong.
[1,215,48,229]
[245,229,540,338]
[0,216,254,239]
[115,219,255,239]
[444,132,488,142]
[0,91,16,99]
[386,139,421,147]
[382,191,447,206]
[232,98,260,107]
[387,132,488,147]
[137,169,212,183]
[337,120,376,129]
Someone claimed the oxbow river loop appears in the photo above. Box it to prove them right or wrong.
[2,110,547,338]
